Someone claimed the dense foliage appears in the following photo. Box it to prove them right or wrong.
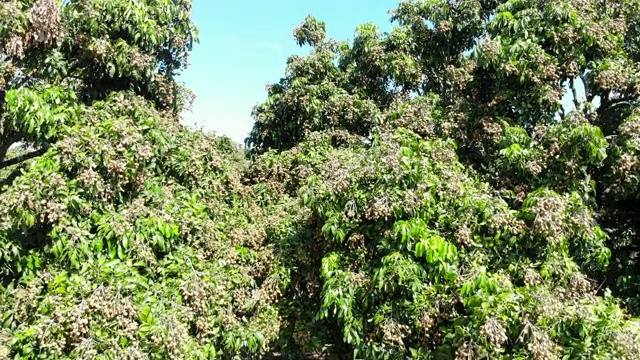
[2,0,640,359]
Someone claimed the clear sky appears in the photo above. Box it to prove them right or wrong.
[178,0,399,144]
[178,0,583,144]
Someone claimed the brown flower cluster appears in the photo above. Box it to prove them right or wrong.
[27,0,63,47]
[526,330,560,360]
[530,195,567,245]
[455,342,477,360]
[381,318,411,347]
[481,318,508,347]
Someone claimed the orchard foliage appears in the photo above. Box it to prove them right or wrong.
[246,0,640,358]
[0,92,286,358]
[2,0,640,359]
[2,0,283,358]
[1,0,197,170]
[250,129,635,359]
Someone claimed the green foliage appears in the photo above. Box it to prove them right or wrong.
[4,86,79,146]
[244,0,640,358]
[3,0,640,359]
[254,129,633,359]
[0,91,287,358]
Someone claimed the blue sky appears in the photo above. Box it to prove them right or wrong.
[178,0,584,144]
[178,0,398,143]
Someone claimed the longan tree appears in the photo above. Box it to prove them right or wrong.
[247,0,640,358]
[1,1,285,358]
[3,0,640,359]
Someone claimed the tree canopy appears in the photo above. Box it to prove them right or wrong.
[2,0,640,359]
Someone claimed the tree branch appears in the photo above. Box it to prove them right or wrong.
[597,93,635,119]
[0,163,28,190]
[570,77,581,111]
[0,148,46,169]
[581,72,594,104]
[0,134,20,163]
[0,142,11,165]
